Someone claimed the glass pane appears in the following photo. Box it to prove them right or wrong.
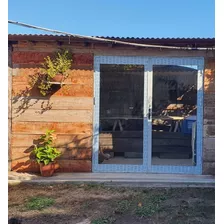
[99,64,144,165]
[151,65,197,166]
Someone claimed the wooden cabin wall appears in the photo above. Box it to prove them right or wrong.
[10,42,93,172]
[8,40,215,174]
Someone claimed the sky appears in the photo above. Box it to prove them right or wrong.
[8,0,214,38]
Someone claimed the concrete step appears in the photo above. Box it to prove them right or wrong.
[8,172,215,188]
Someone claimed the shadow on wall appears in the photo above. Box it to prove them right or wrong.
[11,134,93,173]
[11,52,94,118]
[10,52,94,172]
[12,72,60,119]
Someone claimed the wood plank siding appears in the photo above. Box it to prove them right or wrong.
[10,49,94,172]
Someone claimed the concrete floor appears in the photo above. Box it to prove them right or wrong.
[102,156,192,166]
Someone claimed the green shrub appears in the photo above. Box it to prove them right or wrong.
[33,130,61,165]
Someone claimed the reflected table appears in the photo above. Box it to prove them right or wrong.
[153,116,184,132]
[100,117,143,131]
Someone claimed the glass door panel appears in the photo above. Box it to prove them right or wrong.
[98,64,144,165]
[151,65,198,166]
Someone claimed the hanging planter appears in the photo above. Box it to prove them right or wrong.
[50,73,64,83]
[37,49,73,96]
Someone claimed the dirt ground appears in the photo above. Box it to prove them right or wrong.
[8,183,215,224]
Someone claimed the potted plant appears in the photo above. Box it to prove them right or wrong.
[33,130,61,177]
[38,49,73,96]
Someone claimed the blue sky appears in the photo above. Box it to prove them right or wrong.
[8,0,214,38]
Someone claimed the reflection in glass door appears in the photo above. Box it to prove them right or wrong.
[98,64,144,165]
[151,65,198,167]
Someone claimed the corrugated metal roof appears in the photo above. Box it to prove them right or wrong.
[9,34,66,37]
[8,34,215,47]
[96,36,214,40]
[8,34,214,40]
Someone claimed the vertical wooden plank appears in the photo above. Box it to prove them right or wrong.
[8,45,12,171]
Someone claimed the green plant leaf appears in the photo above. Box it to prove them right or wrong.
[33,129,61,165]
[37,50,72,96]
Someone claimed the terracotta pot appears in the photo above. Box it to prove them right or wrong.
[39,162,56,177]
[50,74,64,83]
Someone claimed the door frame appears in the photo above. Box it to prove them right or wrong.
[92,56,150,172]
[149,57,204,174]
[92,56,204,174]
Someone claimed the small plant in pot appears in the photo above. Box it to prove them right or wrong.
[33,130,61,177]
[38,49,73,96]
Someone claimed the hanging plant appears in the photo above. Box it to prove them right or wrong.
[38,49,73,96]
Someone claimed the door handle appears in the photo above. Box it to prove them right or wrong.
[148,108,151,120]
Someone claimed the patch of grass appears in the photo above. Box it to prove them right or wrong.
[134,193,168,218]
[24,196,55,211]
[83,183,106,190]
[91,216,116,224]
[135,201,160,217]
[114,199,131,214]
[115,187,128,193]
[82,200,92,210]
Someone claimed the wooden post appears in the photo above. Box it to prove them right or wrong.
[8,44,12,171]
